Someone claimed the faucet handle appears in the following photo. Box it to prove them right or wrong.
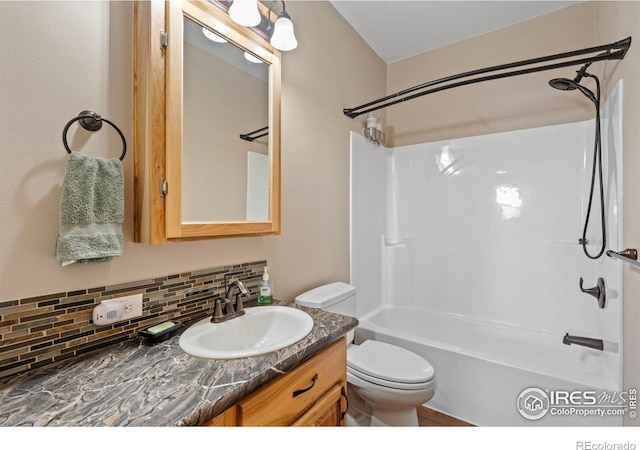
[226,297,235,314]
[235,289,250,312]
[213,298,225,320]
[235,295,244,312]
[579,277,606,309]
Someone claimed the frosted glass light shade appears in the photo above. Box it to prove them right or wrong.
[229,0,261,27]
[244,52,263,64]
[202,27,227,43]
[270,12,297,51]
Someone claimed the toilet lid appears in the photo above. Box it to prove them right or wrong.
[347,340,435,384]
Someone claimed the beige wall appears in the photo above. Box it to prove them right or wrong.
[0,1,386,302]
[265,1,387,295]
[387,2,599,147]
[387,1,640,424]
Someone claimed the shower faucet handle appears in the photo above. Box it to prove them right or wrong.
[579,277,606,309]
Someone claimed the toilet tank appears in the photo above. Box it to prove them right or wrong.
[294,282,357,317]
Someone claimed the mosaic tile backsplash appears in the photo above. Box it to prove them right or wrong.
[0,261,266,379]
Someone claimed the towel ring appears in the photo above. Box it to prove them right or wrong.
[62,110,127,161]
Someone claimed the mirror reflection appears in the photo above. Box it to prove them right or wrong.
[182,16,270,222]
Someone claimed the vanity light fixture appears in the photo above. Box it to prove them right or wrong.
[227,0,298,51]
[228,0,261,27]
[267,1,298,51]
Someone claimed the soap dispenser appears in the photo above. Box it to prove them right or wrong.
[258,267,273,304]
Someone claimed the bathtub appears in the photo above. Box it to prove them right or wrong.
[354,306,623,426]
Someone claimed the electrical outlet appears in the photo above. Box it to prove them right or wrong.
[93,294,143,326]
[118,294,143,320]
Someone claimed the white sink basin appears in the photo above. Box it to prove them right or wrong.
[178,306,314,359]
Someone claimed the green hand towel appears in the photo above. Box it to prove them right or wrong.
[55,152,124,264]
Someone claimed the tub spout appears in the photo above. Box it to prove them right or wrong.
[562,333,603,351]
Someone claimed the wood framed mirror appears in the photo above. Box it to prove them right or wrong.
[134,0,281,243]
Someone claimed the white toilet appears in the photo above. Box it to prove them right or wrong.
[295,282,436,426]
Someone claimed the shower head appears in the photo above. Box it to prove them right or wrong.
[548,62,591,91]
[548,77,579,91]
[548,62,598,104]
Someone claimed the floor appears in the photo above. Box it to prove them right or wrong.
[417,406,473,427]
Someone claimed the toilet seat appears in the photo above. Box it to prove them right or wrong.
[347,340,435,390]
[347,365,435,390]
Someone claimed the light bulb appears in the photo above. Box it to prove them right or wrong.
[202,27,227,43]
[270,11,297,51]
[229,0,261,27]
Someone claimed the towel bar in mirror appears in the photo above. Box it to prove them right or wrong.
[134,0,281,243]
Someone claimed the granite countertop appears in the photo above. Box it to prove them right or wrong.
[0,303,357,426]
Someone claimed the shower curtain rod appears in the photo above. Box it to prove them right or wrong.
[343,37,631,119]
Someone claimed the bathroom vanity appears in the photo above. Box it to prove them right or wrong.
[206,338,347,426]
[0,305,356,426]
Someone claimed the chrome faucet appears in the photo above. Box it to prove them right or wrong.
[211,280,250,323]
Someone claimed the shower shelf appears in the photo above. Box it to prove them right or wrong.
[606,249,640,269]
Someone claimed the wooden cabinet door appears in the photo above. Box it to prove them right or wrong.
[237,338,346,426]
[202,407,237,426]
[290,383,347,427]
[203,338,347,427]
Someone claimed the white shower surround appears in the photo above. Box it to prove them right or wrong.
[350,82,623,426]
